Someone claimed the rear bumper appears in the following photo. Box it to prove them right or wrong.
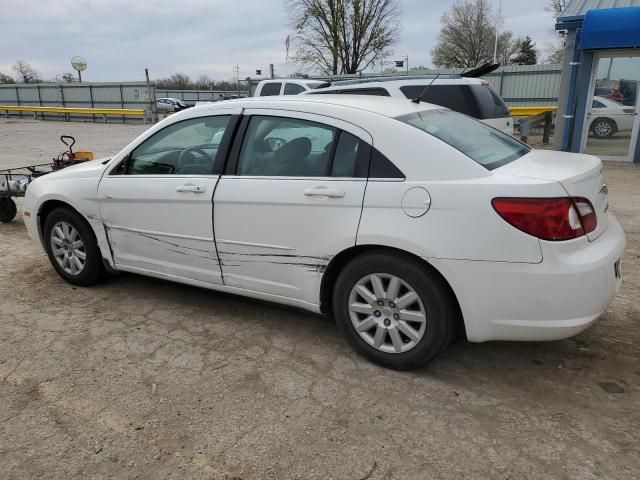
[429,215,626,342]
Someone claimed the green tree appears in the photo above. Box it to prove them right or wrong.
[288,0,401,75]
[512,36,537,65]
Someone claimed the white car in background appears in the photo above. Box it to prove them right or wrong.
[306,77,514,135]
[156,97,190,113]
[253,79,330,97]
[22,95,624,370]
[589,95,636,138]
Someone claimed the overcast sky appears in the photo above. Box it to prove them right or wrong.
[0,0,559,82]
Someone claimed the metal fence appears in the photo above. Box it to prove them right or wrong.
[156,89,249,104]
[0,82,155,122]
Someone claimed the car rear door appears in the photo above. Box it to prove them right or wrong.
[98,110,241,284]
[213,109,372,304]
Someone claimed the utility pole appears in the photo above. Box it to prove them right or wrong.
[145,68,157,123]
[493,0,503,63]
[233,65,240,98]
[269,64,275,79]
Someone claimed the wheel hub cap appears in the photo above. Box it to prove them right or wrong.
[348,273,427,354]
[50,221,86,276]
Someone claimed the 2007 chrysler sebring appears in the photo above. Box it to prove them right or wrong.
[23,96,625,370]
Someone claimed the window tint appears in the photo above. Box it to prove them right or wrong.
[237,116,336,176]
[284,83,306,95]
[593,100,606,108]
[126,116,230,175]
[369,148,404,179]
[471,85,510,119]
[399,85,510,119]
[340,88,390,96]
[397,110,529,170]
[401,85,474,114]
[259,82,282,96]
[310,87,390,96]
[331,132,360,177]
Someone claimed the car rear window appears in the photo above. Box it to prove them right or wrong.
[396,110,529,170]
[399,84,510,119]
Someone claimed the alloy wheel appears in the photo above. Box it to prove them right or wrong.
[50,221,86,276]
[594,121,612,137]
[348,273,427,354]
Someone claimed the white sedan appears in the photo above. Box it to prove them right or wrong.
[590,95,636,138]
[23,96,625,370]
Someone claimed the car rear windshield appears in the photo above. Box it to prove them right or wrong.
[396,110,529,170]
[399,84,510,119]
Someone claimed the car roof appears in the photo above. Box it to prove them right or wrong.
[257,79,326,86]
[312,77,487,93]
[196,94,444,119]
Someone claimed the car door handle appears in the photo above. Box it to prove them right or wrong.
[176,184,206,193]
[304,186,345,198]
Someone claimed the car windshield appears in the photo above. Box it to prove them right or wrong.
[396,109,530,170]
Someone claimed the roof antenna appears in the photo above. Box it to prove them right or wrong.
[412,65,470,104]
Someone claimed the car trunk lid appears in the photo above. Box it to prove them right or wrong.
[495,150,609,241]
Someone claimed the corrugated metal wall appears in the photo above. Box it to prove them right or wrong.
[0,82,154,122]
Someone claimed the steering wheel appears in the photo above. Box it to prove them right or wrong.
[177,147,211,171]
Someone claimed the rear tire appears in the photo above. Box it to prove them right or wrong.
[591,118,616,138]
[43,206,104,286]
[332,251,456,370]
[0,198,17,223]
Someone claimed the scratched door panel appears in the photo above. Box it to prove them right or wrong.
[98,175,222,284]
[214,177,366,304]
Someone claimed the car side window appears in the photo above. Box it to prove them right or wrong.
[236,116,336,177]
[284,83,306,95]
[259,82,282,96]
[593,100,606,108]
[331,131,360,177]
[125,116,230,175]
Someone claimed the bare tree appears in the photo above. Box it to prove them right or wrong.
[545,0,568,63]
[156,73,192,90]
[12,60,40,83]
[60,73,76,83]
[546,0,567,18]
[431,0,497,68]
[195,75,213,90]
[288,0,401,75]
[0,72,15,84]
[496,32,520,65]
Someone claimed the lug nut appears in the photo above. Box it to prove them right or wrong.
[389,302,396,308]
[393,313,400,320]
[374,310,381,317]
[383,318,391,327]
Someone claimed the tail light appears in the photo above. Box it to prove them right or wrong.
[623,107,636,114]
[492,197,597,241]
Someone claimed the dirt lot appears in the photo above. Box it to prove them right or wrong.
[0,119,639,480]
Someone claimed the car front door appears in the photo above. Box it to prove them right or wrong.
[98,110,240,284]
[213,109,372,305]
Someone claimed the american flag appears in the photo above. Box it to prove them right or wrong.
[285,35,290,62]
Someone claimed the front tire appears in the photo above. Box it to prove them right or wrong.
[332,251,456,370]
[43,207,104,286]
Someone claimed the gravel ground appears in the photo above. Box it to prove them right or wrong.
[0,119,639,480]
